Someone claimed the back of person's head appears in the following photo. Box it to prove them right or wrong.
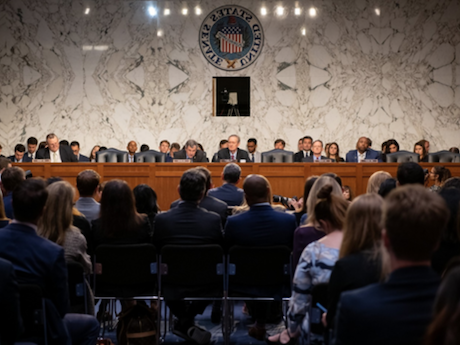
[443,177,460,191]
[306,176,342,225]
[384,185,449,261]
[194,166,212,191]
[425,266,460,345]
[133,184,159,216]
[322,172,342,188]
[378,178,397,198]
[243,174,270,205]
[140,144,149,152]
[301,176,318,213]
[46,176,63,185]
[38,181,74,246]
[76,169,101,197]
[100,179,141,236]
[433,165,451,185]
[12,178,48,223]
[2,167,25,193]
[170,142,180,150]
[0,157,11,171]
[179,169,206,202]
[223,163,241,184]
[367,170,392,194]
[314,184,349,232]
[397,162,424,185]
[439,188,460,244]
[340,194,384,258]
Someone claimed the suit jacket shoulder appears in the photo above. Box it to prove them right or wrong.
[79,154,90,162]
[60,145,78,162]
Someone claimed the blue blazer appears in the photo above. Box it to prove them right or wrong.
[345,149,382,162]
[208,183,244,207]
[78,154,90,162]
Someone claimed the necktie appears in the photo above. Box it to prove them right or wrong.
[231,153,235,160]
[53,152,57,162]
[251,154,254,162]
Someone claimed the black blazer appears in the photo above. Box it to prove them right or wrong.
[36,145,78,162]
[217,148,250,162]
[170,195,228,227]
[7,155,33,163]
[173,149,207,162]
[294,150,312,162]
[78,154,90,162]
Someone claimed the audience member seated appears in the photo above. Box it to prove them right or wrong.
[153,169,223,345]
[38,181,94,314]
[397,161,425,186]
[342,185,353,201]
[8,144,29,163]
[429,165,451,192]
[133,183,160,236]
[2,167,25,219]
[425,265,460,345]
[430,188,460,276]
[89,145,100,162]
[0,191,9,228]
[443,177,460,191]
[75,169,101,222]
[346,137,381,162]
[224,174,297,340]
[171,166,227,226]
[326,142,344,162]
[26,136,38,160]
[293,176,343,266]
[303,140,330,162]
[267,184,349,345]
[325,194,384,330]
[294,136,313,162]
[367,170,392,194]
[414,140,428,162]
[0,257,21,345]
[217,134,250,162]
[70,141,90,162]
[332,185,449,345]
[36,133,78,162]
[174,139,207,162]
[127,140,137,162]
[0,178,99,345]
[292,176,318,226]
[378,178,397,198]
[208,163,244,206]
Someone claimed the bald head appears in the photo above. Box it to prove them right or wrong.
[243,174,270,206]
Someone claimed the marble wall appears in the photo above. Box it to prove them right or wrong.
[0,0,459,157]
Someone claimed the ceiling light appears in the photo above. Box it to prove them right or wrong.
[157,30,163,37]
[148,6,157,16]
[375,8,381,16]
[195,7,202,15]
[164,8,170,15]
[309,7,317,17]
[182,8,188,15]
[276,6,284,16]
[294,8,301,15]
[301,28,306,36]
[84,8,90,15]
[261,7,267,16]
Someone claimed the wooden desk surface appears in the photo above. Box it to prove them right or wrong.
[13,162,460,210]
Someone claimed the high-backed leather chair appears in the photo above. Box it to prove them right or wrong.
[96,149,128,162]
[134,150,165,163]
[385,151,419,163]
[428,151,460,163]
[261,149,294,163]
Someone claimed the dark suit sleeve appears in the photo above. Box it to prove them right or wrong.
[331,292,359,345]
[63,146,78,162]
[195,151,208,162]
[0,261,22,344]
[79,155,90,162]
[345,151,353,163]
[50,249,70,317]
[35,148,47,159]
[217,148,228,160]
[294,152,303,162]
[238,149,250,161]
[173,150,184,159]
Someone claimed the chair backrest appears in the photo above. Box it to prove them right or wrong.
[385,150,419,163]
[96,149,128,162]
[134,150,166,163]
[227,246,292,299]
[428,151,460,163]
[159,244,225,299]
[67,261,87,314]
[94,243,157,298]
[261,149,294,163]
[18,284,47,344]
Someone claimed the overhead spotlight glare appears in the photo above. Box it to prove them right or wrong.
[375,8,381,16]
[195,7,202,15]
[84,7,90,15]
[309,7,317,17]
[164,8,170,15]
[157,30,163,37]
[301,28,306,36]
[261,7,267,16]
[276,6,284,16]
[182,8,188,15]
[294,7,301,15]
[148,6,157,16]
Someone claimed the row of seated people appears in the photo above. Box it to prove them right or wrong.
[1,160,460,344]
[2,133,460,164]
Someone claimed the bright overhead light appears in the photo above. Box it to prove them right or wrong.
[301,28,306,36]
[309,7,317,17]
[294,7,301,15]
[157,30,163,37]
[195,7,202,15]
[182,8,188,15]
[148,6,157,16]
[276,6,284,16]
[261,7,267,16]
[375,8,381,16]
[164,8,170,15]
[84,8,90,15]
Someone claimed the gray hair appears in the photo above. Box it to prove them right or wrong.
[223,163,241,183]
[185,139,198,148]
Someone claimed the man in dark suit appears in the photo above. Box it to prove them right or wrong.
[0,258,22,345]
[294,136,313,162]
[35,133,78,162]
[345,136,382,162]
[217,134,250,162]
[70,141,90,162]
[224,174,297,340]
[170,166,227,226]
[154,169,223,344]
[173,139,208,162]
[303,140,331,162]
[2,167,25,219]
[8,144,31,163]
[208,163,244,206]
[0,178,99,345]
[332,185,449,345]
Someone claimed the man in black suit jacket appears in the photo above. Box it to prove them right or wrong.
[35,133,78,162]
[7,144,31,163]
[70,141,90,162]
[154,169,223,344]
[217,134,250,162]
[0,258,21,345]
[332,185,449,345]
[294,135,313,162]
[173,139,207,162]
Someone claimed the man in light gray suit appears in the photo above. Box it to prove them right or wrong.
[75,169,101,222]
[247,138,262,163]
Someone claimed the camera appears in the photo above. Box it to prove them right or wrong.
[273,195,297,210]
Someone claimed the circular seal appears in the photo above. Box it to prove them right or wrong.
[199,6,264,71]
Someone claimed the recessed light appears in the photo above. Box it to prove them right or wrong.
[195,7,202,15]
[261,7,267,16]
[301,28,306,36]
[182,8,188,15]
[276,6,284,16]
[309,7,317,17]
[157,30,163,37]
[164,8,170,15]
[84,8,90,15]
[375,8,381,16]
[294,8,301,15]
[148,6,157,17]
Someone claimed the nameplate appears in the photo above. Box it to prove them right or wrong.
[32,159,51,163]
[173,159,192,163]
[361,159,378,163]
[220,159,235,163]
[315,159,333,163]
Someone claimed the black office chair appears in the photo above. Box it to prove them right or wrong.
[96,148,128,162]
[385,151,419,163]
[67,261,88,314]
[428,151,460,163]
[134,150,166,163]
[18,284,48,345]
[261,149,294,163]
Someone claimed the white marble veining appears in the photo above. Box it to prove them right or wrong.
[0,0,459,157]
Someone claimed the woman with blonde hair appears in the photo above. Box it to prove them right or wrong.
[367,170,392,194]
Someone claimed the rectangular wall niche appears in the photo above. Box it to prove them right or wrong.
[213,77,250,116]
